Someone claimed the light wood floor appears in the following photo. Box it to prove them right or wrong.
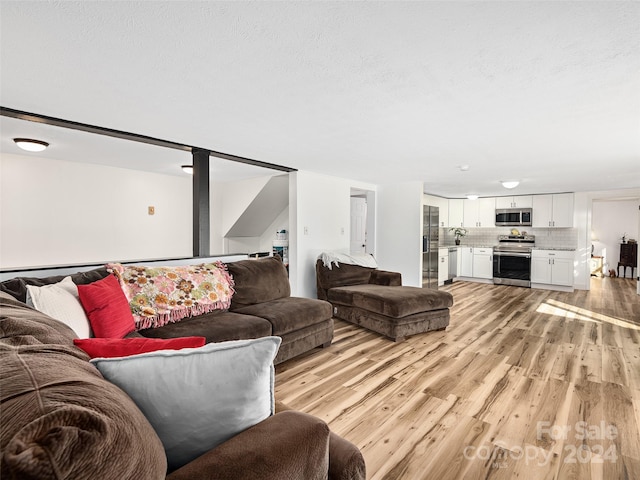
[275,278,640,480]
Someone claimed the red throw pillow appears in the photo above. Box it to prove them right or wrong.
[73,337,206,359]
[77,274,136,338]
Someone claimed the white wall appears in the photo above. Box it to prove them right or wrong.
[224,206,289,255]
[573,192,592,290]
[592,199,639,278]
[0,153,191,268]
[376,182,424,287]
[210,176,271,253]
[259,207,289,252]
[289,171,376,297]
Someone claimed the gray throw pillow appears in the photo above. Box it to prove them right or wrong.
[91,336,281,471]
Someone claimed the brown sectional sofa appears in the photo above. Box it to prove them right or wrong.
[1,256,333,364]
[316,259,453,341]
[0,291,366,479]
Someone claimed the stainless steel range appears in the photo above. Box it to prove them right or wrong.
[493,235,535,288]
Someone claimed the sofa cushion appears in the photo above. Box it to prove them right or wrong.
[73,336,206,358]
[327,284,454,318]
[26,276,92,338]
[138,310,273,343]
[0,267,109,304]
[0,295,167,480]
[233,297,333,336]
[91,336,281,472]
[77,275,136,338]
[227,256,290,308]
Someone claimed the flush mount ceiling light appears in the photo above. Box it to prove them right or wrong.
[458,165,470,171]
[13,138,49,152]
[181,165,193,174]
[501,180,520,189]
[466,194,479,200]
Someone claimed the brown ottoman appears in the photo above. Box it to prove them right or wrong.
[316,259,453,341]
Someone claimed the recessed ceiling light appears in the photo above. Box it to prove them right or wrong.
[459,165,470,171]
[13,138,49,152]
[501,180,520,189]
[466,194,479,200]
[181,165,193,174]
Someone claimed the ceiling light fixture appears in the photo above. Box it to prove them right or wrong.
[466,194,479,200]
[459,165,470,171]
[181,165,193,174]
[13,138,49,152]
[501,180,520,189]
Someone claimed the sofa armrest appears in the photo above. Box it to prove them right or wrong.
[369,269,402,286]
[276,402,366,480]
[166,410,330,480]
[325,430,367,480]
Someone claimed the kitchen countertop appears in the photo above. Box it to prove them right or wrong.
[441,244,576,251]
[443,244,496,248]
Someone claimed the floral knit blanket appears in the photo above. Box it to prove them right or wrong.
[107,262,235,330]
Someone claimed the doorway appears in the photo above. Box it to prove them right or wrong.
[591,197,639,296]
[350,189,375,256]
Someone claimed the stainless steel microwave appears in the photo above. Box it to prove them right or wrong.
[495,208,532,226]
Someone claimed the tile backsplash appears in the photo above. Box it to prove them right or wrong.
[441,227,577,249]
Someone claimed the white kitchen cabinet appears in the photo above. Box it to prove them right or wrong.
[438,201,449,228]
[460,246,474,277]
[495,195,533,209]
[463,198,495,228]
[472,247,493,279]
[531,250,574,287]
[532,193,574,228]
[438,248,449,286]
[448,199,464,228]
[424,194,449,227]
[478,198,496,227]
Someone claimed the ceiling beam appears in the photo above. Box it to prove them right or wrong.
[0,106,296,173]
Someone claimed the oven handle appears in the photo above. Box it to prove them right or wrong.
[493,251,531,258]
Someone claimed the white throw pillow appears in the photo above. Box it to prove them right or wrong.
[26,276,92,338]
[91,336,281,471]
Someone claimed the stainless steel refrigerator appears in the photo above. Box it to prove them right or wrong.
[422,205,439,289]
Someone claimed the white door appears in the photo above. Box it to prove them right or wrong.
[350,197,367,254]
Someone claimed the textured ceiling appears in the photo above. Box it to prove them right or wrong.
[1,1,639,197]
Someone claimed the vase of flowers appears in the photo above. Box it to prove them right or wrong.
[449,227,467,245]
